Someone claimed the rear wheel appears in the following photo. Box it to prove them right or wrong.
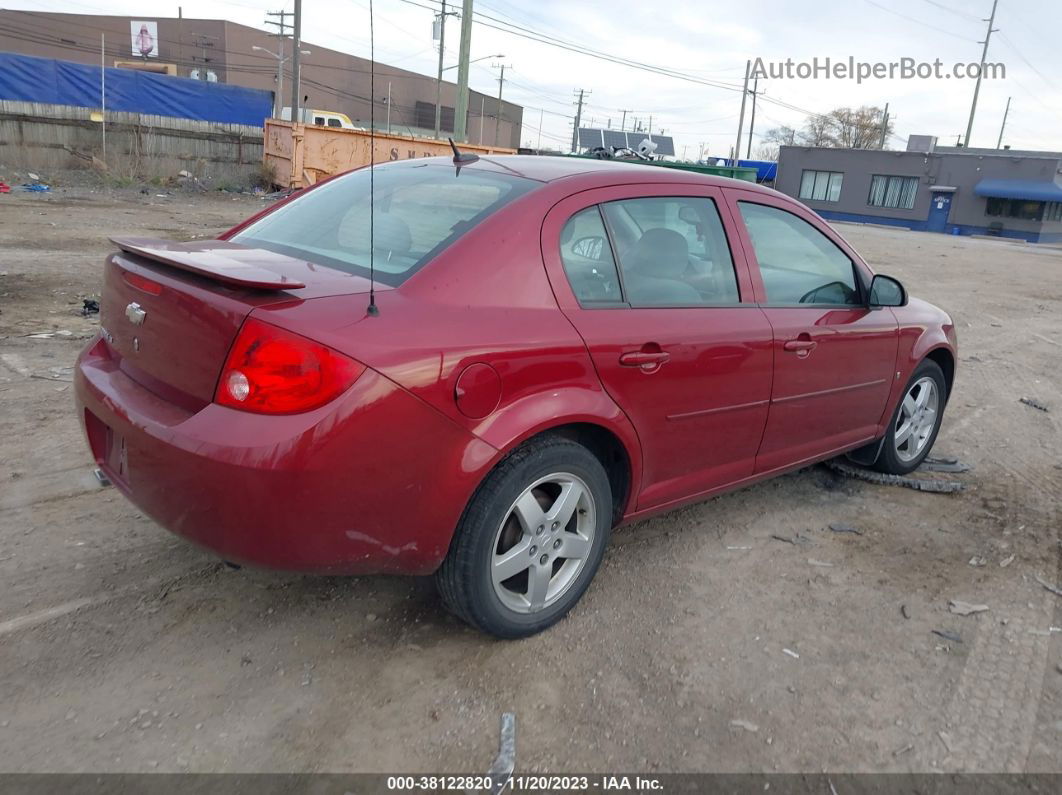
[872,359,947,475]
[436,436,612,638]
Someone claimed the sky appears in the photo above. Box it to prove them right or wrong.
[7,0,1062,158]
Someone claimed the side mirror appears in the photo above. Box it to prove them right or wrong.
[869,274,907,307]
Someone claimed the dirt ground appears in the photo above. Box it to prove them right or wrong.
[0,185,1059,775]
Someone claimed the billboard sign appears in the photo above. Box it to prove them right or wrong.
[131,21,158,58]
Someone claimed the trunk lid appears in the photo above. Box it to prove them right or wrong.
[99,238,387,410]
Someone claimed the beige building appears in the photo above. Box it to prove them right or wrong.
[0,9,523,148]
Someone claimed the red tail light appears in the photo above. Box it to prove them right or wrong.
[215,318,365,414]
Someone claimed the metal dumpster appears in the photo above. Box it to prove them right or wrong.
[264,120,516,189]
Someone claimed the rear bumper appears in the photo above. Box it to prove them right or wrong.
[74,335,498,574]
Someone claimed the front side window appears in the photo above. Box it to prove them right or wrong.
[599,197,740,306]
[233,163,537,285]
[799,170,843,202]
[868,175,919,209]
[986,197,1045,221]
[738,202,861,306]
[327,118,343,128]
[559,207,623,305]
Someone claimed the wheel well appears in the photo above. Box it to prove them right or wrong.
[537,423,632,525]
[926,348,955,400]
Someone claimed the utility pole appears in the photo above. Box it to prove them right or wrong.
[453,0,474,142]
[264,10,292,118]
[571,88,588,153]
[100,33,106,162]
[746,76,760,158]
[963,0,999,149]
[433,0,457,138]
[878,102,890,149]
[733,59,751,166]
[536,108,543,149]
[289,0,303,121]
[386,81,392,133]
[648,114,653,135]
[619,109,630,131]
[492,62,510,147]
[996,96,1011,149]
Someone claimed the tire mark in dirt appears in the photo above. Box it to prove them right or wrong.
[940,350,1060,771]
[0,562,223,639]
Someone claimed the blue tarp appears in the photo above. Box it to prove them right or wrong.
[0,52,272,127]
[974,178,1062,202]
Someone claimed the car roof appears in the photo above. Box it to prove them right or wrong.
[386,154,778,193]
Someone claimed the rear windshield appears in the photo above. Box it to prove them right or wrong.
[232,163,537,286]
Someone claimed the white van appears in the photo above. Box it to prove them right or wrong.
[280,107,357,129]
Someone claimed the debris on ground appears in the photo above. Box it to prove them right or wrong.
[0,181,10,194]
[1019,397,1049,412]
[932,629,963,643]
[1034,575,1062,598]
[771,533,813,546]
[949,600,990,616]
[938,731,953,752]
[782,648,800,659]
[825,459,965,493]
[730,719,759,733]
[828,522,863,535]
[893,744,913,757]
[919,457,972,473]
[901,604,911,619]
[999,555,1015,568]
[968,556,987,567]
[486,713,516,795]
[808,558,834,567]
[81,298,99,316]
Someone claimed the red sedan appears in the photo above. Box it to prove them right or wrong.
[74,156,956,637]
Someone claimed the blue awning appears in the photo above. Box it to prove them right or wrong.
[974,179,1062,202]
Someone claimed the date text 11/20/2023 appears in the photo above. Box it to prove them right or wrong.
[385,775,664,791]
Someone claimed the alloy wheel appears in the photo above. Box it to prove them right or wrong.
[893,376,939,463]
[490,472,596,614]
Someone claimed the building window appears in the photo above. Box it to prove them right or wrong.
[799,170,843,202]
[1044,201,1062,222]
[986,198,1047,221]
[868,175,919,210]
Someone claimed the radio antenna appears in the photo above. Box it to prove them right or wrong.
[366,0,379,316]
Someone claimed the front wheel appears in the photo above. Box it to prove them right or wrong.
[872,359,947,475]
[435,435,612,638]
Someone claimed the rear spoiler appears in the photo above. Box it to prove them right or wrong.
[110,237,307,290]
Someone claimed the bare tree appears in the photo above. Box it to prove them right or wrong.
[799,114,834,147]
[795,106,893,149]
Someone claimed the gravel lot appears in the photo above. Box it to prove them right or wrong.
[0,185,1059,774]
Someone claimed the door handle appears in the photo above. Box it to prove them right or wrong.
[619,350,671,369]
[783,335,817,356]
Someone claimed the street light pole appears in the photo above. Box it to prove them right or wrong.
[274,37,284,118]
[289,0,303,121]
[453,0,473,142]
[492,62,509,148]
[433,0,448,138]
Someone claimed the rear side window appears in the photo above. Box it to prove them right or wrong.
[738,202,860,305]
[232,164,537,286]
[559,207,623,305]
[327,118,343,127]
[601,197,740,306]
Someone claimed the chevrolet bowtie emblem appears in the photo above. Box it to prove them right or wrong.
[125,302,147,326]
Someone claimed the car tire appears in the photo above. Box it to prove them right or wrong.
[436,435,613,639]
[872,359,947,476]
